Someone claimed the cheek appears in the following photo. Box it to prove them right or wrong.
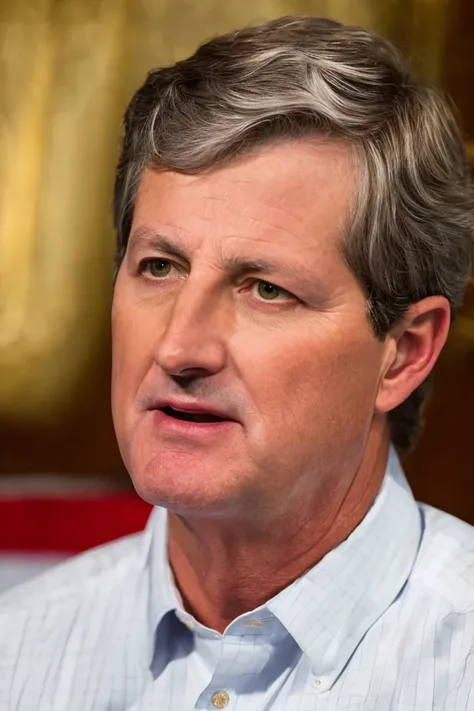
[240,326,381,438]
[111,296,154,412]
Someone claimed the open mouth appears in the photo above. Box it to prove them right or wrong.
[161,406,225,424]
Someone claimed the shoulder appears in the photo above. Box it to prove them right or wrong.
[412,503,474,612]
[0,529,150,660]
[0,530,152,708]
[412,507,474,709]
[0,529,149,611]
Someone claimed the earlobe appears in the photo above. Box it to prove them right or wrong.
[375,296,451,415]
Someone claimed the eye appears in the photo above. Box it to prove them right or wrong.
[256,280,289,301]
[141,258,173,278]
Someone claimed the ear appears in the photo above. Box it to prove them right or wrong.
[375,296,451,415]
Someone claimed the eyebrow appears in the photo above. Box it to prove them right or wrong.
[127,230,189,263]
[128,227,281,278]
[127,226,318,287]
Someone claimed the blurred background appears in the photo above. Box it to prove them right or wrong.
[0,0,473,588]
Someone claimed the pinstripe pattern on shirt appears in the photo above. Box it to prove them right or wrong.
[1,448,474,710]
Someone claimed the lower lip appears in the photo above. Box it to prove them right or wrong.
[151,409,236,436]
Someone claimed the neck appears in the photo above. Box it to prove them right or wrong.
[168,424,390,633]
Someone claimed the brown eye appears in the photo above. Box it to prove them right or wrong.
[257,281,281,300]
[146,259,172,277]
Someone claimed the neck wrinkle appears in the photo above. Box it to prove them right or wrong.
[167,418,390,633]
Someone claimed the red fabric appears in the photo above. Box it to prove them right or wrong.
[0,495,153,554]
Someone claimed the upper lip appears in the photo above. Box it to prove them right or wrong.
[152,398,236,422]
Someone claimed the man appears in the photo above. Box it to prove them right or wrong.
[1,15,473,711]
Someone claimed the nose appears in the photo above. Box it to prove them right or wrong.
[154,279,228,378]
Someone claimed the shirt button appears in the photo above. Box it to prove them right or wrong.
[211,690,230,708]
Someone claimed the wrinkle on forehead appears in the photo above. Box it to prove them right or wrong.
[133,138,355,264]
[142,136,354,206]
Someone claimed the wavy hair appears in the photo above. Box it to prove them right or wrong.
[113,16,474,452]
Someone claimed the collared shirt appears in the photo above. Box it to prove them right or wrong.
[1,449,474,710]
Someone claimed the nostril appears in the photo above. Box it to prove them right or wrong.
[171,373,200,388]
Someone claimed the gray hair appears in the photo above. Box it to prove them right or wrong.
[113,15,474,453]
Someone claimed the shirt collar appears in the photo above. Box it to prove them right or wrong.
[146,447,421,682]
[267,447,422,685]
[146,504,182,660]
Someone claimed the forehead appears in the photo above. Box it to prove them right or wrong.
[131,138,355,256]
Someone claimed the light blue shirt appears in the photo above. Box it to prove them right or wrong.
[1,449,474,710]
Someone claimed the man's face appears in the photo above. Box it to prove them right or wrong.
[112,139,388,520]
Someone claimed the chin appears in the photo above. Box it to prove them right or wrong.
[129,454,244,516]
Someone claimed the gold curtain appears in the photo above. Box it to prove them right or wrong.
[0,0,458,421]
